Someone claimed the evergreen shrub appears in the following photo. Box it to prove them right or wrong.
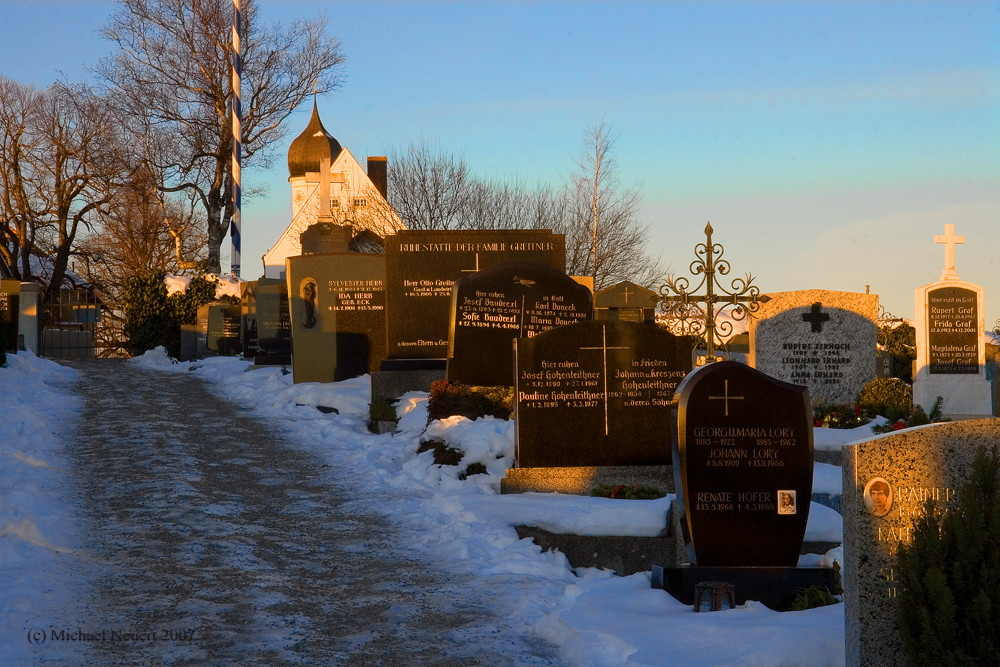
[427,381,514,422]
[124,272,227,358]
[896,445,1000,666]
[857,377,913,421]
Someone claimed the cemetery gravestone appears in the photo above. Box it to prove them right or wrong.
[750,289,878,405]
[447,261,592,386]
[842,419,1000,667]
[206,304,242,355]
[286,252,386,384]
[254,278,292,365]
[594,280,657,323]
[1,279,20,352]
[672,361,813,567]
[241,280,261,359]
[655,360,838,610]
[384,230,565,361]
[912,226,992,416]
[514,320,691,467]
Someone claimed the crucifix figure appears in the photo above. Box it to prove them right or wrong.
[934,223,965,280]
[709,379,744,417]
[580,324,630,435]
[801,302,830,333]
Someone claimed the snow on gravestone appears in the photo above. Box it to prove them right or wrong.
[672,361,813,567]
[842,420,1000,667]
[513,320,692,467]
[446,262,592,387]
[384,230,565,361]
[750,289,878,406]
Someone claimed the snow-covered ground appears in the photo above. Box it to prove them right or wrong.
[1,348,873,666]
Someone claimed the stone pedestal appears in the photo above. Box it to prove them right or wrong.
[654,565,840,611]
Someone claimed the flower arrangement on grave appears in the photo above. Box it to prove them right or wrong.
[811,399,869,429]
[590,484,667,500]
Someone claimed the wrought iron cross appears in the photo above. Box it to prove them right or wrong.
[657,222,770,365]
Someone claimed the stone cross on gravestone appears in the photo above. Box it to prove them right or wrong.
[801,302,830,332]
[934,223,965,280]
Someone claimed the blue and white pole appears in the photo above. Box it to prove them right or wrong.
[230,0,242,277]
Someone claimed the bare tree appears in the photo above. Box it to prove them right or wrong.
[0,76,44,280]
[77,164,207,300]
[388,140,565,231]
[0,78,121,296]
[387,142,474,230]
[99,0,346,273]
[561,120,664,291]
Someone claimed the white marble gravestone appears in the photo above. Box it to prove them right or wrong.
[912,224,992,417]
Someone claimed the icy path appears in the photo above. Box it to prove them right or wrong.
[60,359,563,666]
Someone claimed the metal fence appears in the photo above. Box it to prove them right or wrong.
[40,289,129,359]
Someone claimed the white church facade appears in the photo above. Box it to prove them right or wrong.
[262,102,404,278]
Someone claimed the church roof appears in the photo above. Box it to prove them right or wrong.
[287,101,343,179]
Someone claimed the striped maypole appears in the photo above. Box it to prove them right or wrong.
[230,0,242,277]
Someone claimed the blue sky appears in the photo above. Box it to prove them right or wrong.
[1,0,997,327]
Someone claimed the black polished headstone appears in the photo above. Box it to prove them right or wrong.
[672,361,813,567]
[447,262,592,386]
[254,278,292,363]
[384,230,565,360]
[515,320,692,467]
[241,281,261,359]
[0,280,19,353]
[927,285,978,374]
[207,304,242,355]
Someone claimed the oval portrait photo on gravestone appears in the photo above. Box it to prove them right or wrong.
[864,477,893,517]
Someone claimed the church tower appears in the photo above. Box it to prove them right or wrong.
[262,102,404,279]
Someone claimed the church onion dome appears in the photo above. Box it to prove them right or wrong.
[287,101,343,179]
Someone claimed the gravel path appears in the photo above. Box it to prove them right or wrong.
[60,359,562,666]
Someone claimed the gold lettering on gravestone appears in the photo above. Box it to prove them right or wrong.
[864,476,960,597]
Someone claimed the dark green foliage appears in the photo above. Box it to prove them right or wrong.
[369,396,398,423]
[427,381,514,422]
[124,271,178,357]
[858,377,913,422]
[123,271,226,358]
[788,585,840,611]
[871,396,947,434]
[896,445,1000,666]
[590,483,667,500]
[879,322,916,383]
